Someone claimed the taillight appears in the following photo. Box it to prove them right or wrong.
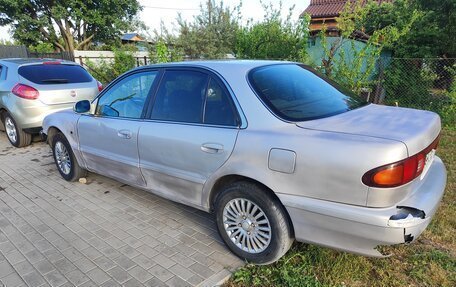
[12,83,39,100]
[97,80,103,92]
[362,135,440,188]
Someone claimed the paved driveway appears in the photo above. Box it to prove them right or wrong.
[0,133,242,287]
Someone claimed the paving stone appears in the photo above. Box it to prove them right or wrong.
[153,254,176,269]
[123,277,143,287]
[93,256,116,271]
[144,276,167,287]
[169,264,196,281]
[65,269,90,286]
[100,279,121,287]
[128,265,153,283]
[73,257,97,273]
[0,260,15,277]
[44,270,69,287]
[54,258,77,274]
[166,275,191,287]
[22,270,46,287]
[132,254,155,270]
[13,260,35,275]
[0,135,244,287]
[106,266,131,284]
[112,254,136,271]
[34,259,55,275]
[149,264,175,282]
[4,249,26,265]
[0,271,25,287]
[86,268,110,285]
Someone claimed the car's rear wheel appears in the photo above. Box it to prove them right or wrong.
[215,181,294,264]
[52,133,87,181]
[2,112,32,147]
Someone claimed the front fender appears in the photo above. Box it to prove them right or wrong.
[42,110,86,169]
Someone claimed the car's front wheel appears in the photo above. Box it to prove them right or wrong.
[215,181,294,264]
[52,133,87,181]
[2,112,32,147]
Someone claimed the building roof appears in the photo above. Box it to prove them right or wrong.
[302,0,393,18]
[121,33,143,41]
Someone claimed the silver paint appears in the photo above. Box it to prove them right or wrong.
[42,60,447,257]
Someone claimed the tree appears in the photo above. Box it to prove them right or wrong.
[0,0,142,53]
[235,2,310,61]
[149,40,183,64]
[362,0,456,58]
[176,0,240,59]
[315,0,418,93]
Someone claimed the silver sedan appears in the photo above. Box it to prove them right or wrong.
[42,61,447,264]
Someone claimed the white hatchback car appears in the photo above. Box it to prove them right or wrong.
[0,58,100,147]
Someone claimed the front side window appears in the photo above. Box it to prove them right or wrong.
[96,71,157,119]
[249,64,367,121]
[151,70,209,123]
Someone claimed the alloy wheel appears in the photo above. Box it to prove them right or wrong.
[5,117,17,144]
[55,141,71,175]
[223,198,272,254]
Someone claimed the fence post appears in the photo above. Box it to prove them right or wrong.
[79,56,83,65]
[144,56,147,65]
[136,57,140,67]
[373,57,385,104]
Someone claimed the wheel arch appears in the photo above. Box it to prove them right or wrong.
[46,126,63,145]
[0,108,7,130]
[209,174,295,237]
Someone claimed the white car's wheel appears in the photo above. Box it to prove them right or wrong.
[2,113,32,147]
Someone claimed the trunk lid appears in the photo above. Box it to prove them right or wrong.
[296,104,441,156]
[33,83,98,105]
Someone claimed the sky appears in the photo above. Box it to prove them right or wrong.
[0,0,311,42]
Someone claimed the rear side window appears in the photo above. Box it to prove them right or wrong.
[204,79,237,126]
[249,64,367,121]
[18,64,93,85]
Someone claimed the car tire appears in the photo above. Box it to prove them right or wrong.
[52,133,87,181]
[215,181,294,264]
[2,112,32,148]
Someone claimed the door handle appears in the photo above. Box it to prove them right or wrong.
[117,129,132,139]
[201,143,224,154]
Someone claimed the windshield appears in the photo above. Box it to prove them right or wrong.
[248,64,368,121]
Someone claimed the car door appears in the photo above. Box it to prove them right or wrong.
[78,70,159,187]
[138,69,240,207]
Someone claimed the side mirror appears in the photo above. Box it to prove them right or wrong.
[74,100,91,113]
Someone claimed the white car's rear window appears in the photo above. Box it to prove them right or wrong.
[18,64,92,85]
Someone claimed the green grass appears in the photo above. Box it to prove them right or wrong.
[226,128,456,287]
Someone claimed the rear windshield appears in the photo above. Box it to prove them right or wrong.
[248,64,368,121]
[18,64,93,85]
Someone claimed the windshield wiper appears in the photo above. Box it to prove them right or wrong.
[41,79,69,83]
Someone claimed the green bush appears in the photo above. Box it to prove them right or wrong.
[383,60,455,127]
[84,46,137,84]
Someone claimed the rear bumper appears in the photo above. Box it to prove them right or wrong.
[278,156,447,257]
[8,98,74,130]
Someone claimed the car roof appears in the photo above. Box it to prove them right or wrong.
[0,58,77,67]
[135,60,295,74]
